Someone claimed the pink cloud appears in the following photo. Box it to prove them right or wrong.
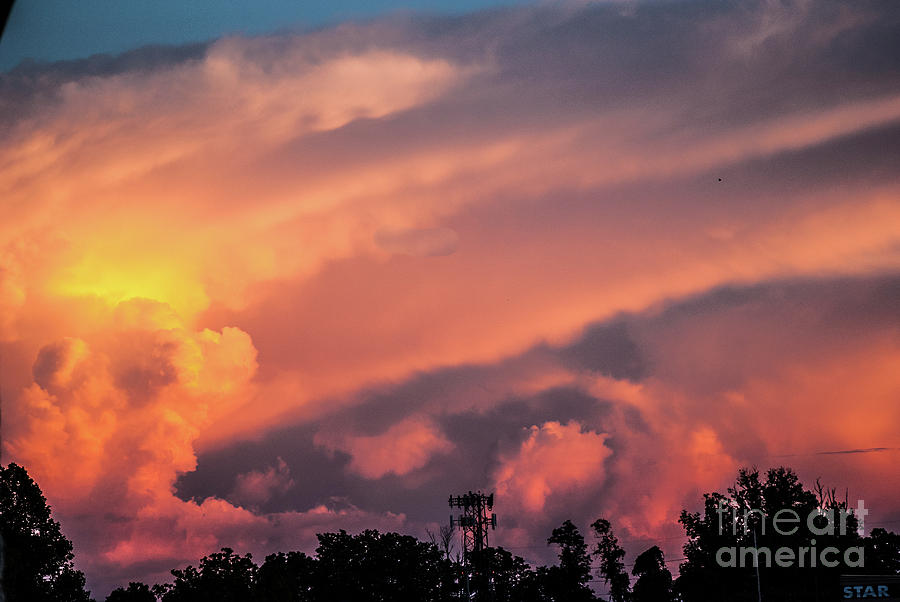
[315,417,454,479]
[228,457,295,509]
[493,421,612,514]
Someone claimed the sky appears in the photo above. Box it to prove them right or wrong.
[2,0,900,597]
[0,0,532,71]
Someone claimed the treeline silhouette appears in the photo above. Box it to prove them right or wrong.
[1,462,898,601]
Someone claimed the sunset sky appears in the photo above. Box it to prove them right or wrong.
[2,0,900,597]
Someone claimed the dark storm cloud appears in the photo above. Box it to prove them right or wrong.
[177,424,352,514]
[177,303,656,527]
[639,274,900,342]
[178,383,631,536]
[559,321,648,381]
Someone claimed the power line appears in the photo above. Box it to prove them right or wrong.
[503,533,687,550]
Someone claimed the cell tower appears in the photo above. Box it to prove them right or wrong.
[449,491,498,599]
[449,491,497,564]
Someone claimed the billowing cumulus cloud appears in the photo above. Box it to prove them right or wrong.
[4,297,406,590]
[2,0,900,596]
[493,421,612,513]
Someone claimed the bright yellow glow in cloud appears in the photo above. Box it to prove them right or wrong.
[52,249,207,320]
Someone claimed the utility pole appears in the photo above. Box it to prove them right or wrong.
[753,527,763,602]
[449,491,497,599]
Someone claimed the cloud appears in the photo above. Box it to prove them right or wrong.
[227,457,295,508]
[493,421,612,513]
[99,495,405,586]
[31,337,91,391]
[315,417,454,479]
[774,447,900,457]
[3,297,409,594]
[374,227,460,257]
[183,274,900,571]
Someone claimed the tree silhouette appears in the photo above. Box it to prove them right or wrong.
[676,466,866,602]
[314,529,456,601]
[8,460,896,602]
[471,546,544,602]
[254,551,317,602]
[631,546,673,602]
[0,463,93,602]
[155,547,256,602]
[426,525,457,562]
[546,520,595,601]
[864,528,900,575]
[591,518,630,602]
[105,582,155,602]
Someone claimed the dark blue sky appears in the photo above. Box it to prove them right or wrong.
[0,0,531,71]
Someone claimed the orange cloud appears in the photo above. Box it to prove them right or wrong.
[4,295,409,590]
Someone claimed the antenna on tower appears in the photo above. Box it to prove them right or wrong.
[449,491,498,599]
